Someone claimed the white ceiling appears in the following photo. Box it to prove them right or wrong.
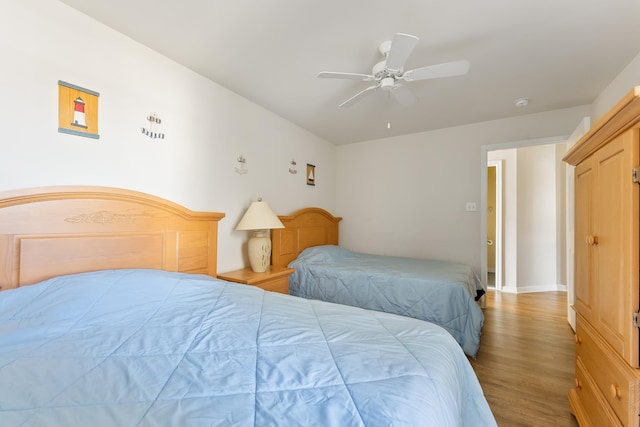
[58,0,640,145]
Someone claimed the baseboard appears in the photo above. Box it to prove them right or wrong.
[500,284,567,294]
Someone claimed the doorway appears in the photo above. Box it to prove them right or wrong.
[487,160,502,290]
[480,136,568,294]
[479,120,590,338]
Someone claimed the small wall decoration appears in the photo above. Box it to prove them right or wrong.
[234,155,248,175]
[289,160,298,174]
[306,164,316,186]
[58,80,99,139]
[141,112,165,139]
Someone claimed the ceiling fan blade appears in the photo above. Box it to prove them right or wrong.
[318,71,375,81]
[339,85,379,107]
[402,60,470,81]
[385,33,419,71]
[390,84,417,107]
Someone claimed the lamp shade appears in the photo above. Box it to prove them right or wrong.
[236,198,284,231]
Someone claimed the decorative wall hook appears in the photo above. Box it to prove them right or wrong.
[289,160,298,174]
[235,155,248,174]
[141,112,165,139]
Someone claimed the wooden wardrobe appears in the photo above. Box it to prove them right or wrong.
[563,87,640,426]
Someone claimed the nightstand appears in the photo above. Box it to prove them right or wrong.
[217,266,294,294]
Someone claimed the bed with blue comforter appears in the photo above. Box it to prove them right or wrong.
[0,269,496,426]
[288,245,485,357]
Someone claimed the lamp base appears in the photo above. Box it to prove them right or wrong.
[247,230,271,273]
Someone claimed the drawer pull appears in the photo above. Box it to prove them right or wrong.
[610,384,621,399]
[586,235,599,246]
[575,378,582,390]
[574,334,582,345]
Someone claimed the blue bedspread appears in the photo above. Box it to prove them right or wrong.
[0,269,496,426]
[288,246,485,357]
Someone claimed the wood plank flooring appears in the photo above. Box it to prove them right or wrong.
[469,291,580,426]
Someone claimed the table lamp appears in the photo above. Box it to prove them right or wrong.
[235,198,284,272]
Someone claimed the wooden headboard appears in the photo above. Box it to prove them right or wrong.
[271,207,342,268]
[0,186,225,291]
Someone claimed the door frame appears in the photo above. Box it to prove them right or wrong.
[480,136,568,292]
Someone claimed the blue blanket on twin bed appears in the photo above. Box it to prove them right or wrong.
[288,246,485,357]
[0,269,496,426]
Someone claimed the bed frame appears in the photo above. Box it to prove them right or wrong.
[0,186,225,291]
[271,207,341,268]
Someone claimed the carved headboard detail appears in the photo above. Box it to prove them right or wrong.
[0,186,225,291]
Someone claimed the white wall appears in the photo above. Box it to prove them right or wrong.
[0,0,336,272]
[555,142,567,288]
[336,106,589,268]
[591,50,640,121]
[515,144,560,292]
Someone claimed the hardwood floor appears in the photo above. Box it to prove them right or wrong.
[469,291,579,427]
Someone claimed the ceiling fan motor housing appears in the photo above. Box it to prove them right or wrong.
[372,60,388,79]
[373,60,402,82]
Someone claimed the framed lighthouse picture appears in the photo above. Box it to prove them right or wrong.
[58,80,100,139]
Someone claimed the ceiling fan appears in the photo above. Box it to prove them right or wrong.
[318,33,470,108]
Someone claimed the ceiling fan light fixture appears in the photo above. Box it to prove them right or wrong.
[380,77,395,91]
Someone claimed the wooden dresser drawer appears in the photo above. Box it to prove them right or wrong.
[572,357,623,426]
[575,317,640,426]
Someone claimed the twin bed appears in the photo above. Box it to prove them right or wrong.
[0,187,495,426]
[272,208,486,357]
